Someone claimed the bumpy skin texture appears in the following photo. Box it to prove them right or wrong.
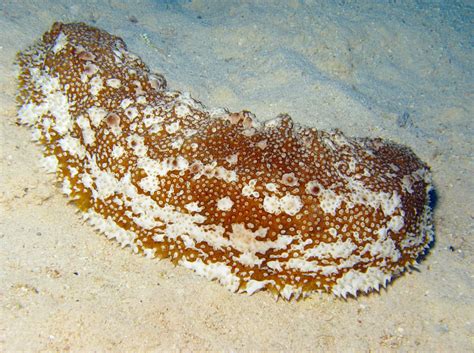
[16,22,433,299]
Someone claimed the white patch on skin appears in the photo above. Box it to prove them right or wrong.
[126,134,147,157]
[242,179,259,198]
[170,138,184,150]
[263,195,281,214]
[184,128,198,137]
[175,156,189,170]
[242,128,255,137]
[133,81,145,95]
[243,280,275,295]
[68,166,78,177]
[401,175,414,193]
[363,230,401,263]
[137,156,189,181]
[228,224,290,256]
[40,155,58,173]
[120,98,133,110]
[347,179,402,216]
[142,105,155,117]
[234,252,264,267]
[111,145,125,159]
[143,114,163,135]
[215,167,237,183]
[31,128,42,141]
[58,135,86,159]
[49,91,74,135]
[280,194,303,216]
[388,215,404,233]
[150,124,162,134]
[87,106,108,127]
[281,172,299,186]
[381,192,402,217]
[81,172,93,189]
[318,189,343,215]
[175,104,191,118]
[267,261,283,272]
[143,115,163,127]
[263,194,303,216]
[76,115,95,145]
[87,158,119,200]
[138,158,167,180]
[81,63,99,82]
[34,70,61,95]
[89,76,104,96]
[185,202,203,212]
[256,139,267,150]
[412,167,432,185]
[305,239,357,259]
[226,154,238,165]
[137,96,147,105]
[21,73,74,133]
[143,248,156,259]
[52,32,68,53]
[42,118,53,141]
[62,178,72,195]
[217,197,233,211]
[166,121,180,134]
[108,119,122,137]
[125,106,139,121]
[138,176,158,194]
[106,78,121,88]
[348,158,357,173]
[281,284,302,301]
[152,233,165,243]
[18,102,47,126]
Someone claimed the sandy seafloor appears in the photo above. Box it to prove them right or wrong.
[0,0,473,351]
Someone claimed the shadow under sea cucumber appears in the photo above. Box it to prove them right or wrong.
[16,22,434,300]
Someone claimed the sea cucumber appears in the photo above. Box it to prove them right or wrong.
[16,22,433,299]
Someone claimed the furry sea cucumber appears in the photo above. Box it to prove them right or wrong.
[16,22,434,300]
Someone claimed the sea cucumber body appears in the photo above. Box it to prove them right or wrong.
[16,23,433,299]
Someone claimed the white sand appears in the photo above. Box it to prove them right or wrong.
[1,1,472,351]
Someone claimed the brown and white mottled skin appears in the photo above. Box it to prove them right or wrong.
[16,22,433,299]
